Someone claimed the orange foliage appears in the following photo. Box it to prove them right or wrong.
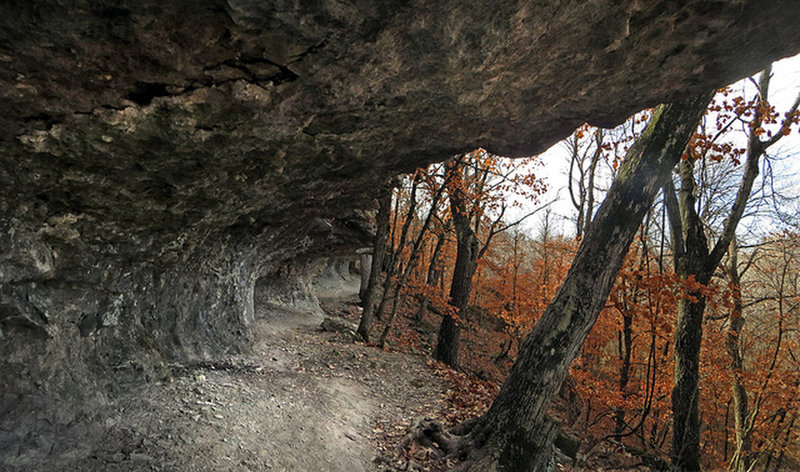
[376,79,800,468]
[570,240,678,455]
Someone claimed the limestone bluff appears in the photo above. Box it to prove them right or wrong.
[1,0,799,465]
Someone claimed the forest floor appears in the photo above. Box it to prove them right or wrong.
[9,276,653,472]
[17,285,465,472]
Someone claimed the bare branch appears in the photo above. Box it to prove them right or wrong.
[488,198,557,238]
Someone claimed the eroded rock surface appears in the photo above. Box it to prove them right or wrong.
[0,278,447,471]
[1,0,799,466]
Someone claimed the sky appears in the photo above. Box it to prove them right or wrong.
[516,52,800,238]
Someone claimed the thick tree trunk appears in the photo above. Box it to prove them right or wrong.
[357,182,394,341]
[358,253,371,303]
[671,292,707,470]
[435,312,462,367]
[456,93,712,471]
[435,160,478,368]
[669,155,711,471]
[435,230,478,366]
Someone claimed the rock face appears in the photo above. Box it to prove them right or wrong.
[1,0,799,464]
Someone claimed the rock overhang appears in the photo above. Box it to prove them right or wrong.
[1,2,800,456]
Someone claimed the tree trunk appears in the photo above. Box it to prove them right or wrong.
[663,67,781,470]
[434,230,477,367]
[379,172,446,348]
[726,244,753,472]
[671,290,707,470]
[456,93,712,472]
[358,253,371,303]
[668,155,711,471]
[415,228,447,322]
[357,181,394,342]
[584,129,602,237]
[435,158,478,368]
[615,311,633,436]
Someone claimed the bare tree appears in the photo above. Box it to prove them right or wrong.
[663,66,799,470]
[566,127,603,239]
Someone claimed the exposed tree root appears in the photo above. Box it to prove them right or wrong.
[401,418,462,456]
[400,415,579,471]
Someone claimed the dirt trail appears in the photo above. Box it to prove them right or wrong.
[10,285,447,471]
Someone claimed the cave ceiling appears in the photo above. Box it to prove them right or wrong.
[1,0,799,271]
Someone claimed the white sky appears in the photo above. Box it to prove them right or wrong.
[518,52,800,238]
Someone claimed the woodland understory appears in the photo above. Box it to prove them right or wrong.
[353,64,800,471]
[3,4,800,471]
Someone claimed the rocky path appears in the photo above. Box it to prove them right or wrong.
[13,290,448,471]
